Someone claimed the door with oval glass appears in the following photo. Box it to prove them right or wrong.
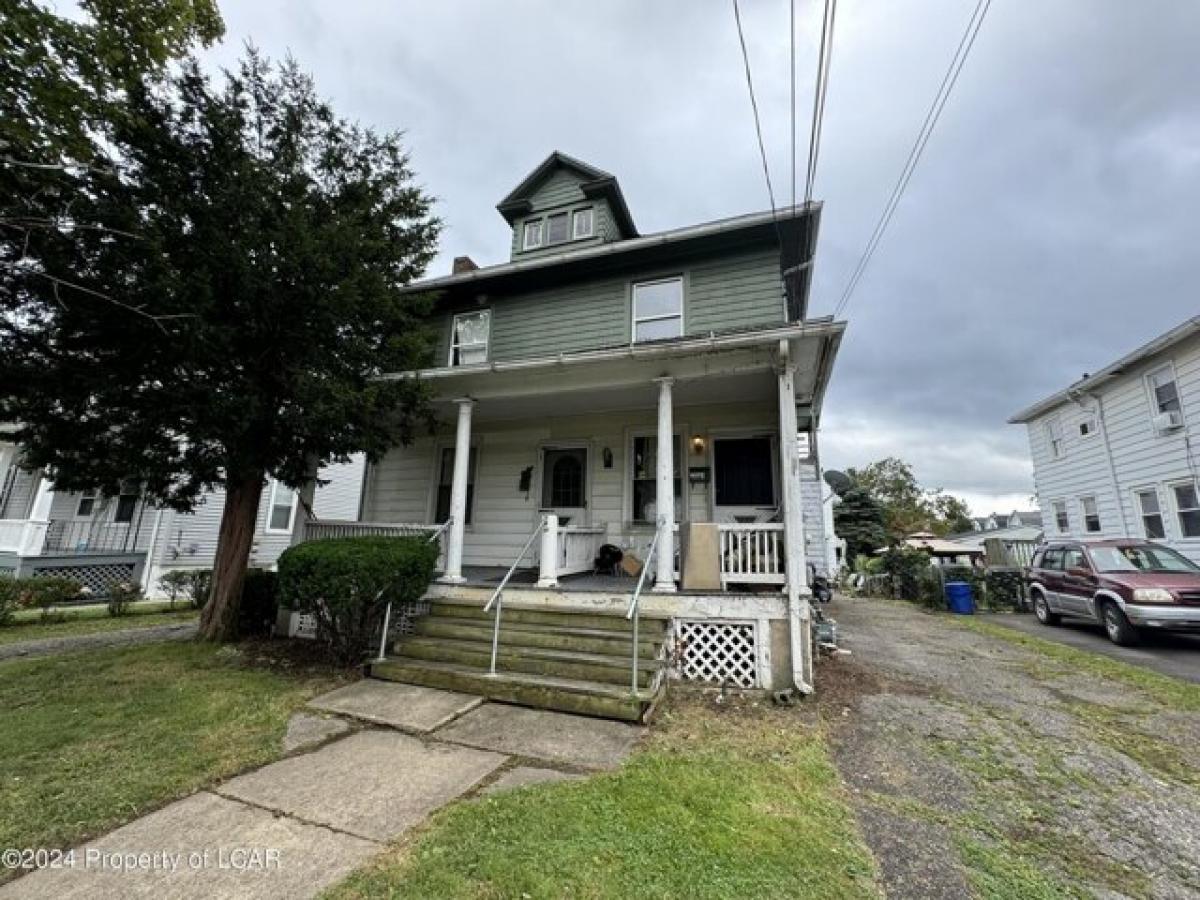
[539,446,588,528]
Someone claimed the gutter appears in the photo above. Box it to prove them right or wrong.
[1076,390,1131,535]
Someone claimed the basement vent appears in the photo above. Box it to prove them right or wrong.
[676,620,759,688]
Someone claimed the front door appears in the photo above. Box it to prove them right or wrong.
[540,447,588,528]
[712,436,778,523]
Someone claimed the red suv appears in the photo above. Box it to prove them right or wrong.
[1027,539,1200,646]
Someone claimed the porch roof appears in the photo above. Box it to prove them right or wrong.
[385,319,845,423]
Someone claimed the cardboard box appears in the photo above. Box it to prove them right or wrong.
[620,552,643,577]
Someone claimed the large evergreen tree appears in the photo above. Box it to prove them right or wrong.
[1,21,441,640]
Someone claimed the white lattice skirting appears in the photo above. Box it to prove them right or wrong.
[675,620,760,688]
[31,562,138,596]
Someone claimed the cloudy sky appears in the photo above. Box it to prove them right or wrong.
[203,0,1199,515]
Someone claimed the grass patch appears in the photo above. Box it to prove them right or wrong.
[9,599,188,624]
[0,609,197,646]
[0,641,343,860]
[952,616,1200,711]
[957,837,1086,900]
[327,694,879,900]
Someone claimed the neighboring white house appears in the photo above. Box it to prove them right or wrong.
[0,439,366,595]
[1009,316,1200,564]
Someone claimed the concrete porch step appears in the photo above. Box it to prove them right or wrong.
[412,616,664,659]
[395,636,660,689]
[427,596,670,636]
[370,658,650,722]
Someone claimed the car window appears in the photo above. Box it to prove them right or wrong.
[1041,548,1064,570]
[1063,548,1089,570]
[1091,544,1200,573]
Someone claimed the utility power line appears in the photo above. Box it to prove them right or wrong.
[833,0,992,319]
[732,0,784,251]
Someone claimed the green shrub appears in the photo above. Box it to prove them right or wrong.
[238,568,280,637]
[158,569,212,610]
[881,546,932,603]
[2,576,85,620]
[278,536,439,665]
[105,580,142,617]
[0,577,17,626]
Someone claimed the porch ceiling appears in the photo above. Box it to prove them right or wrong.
[410,321,843,424]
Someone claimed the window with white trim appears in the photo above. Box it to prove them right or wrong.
[572,207,594,239]
[632,277,683,343]
[630,434,682,523]
[266,480,297,533]
[1044,418,1063,459]
[435,447,477,525]
[1147,364,1181,416]
[1171,481,1200,538]
[449,311,490,366]
[114,492,138,524]
[1052,499,1069,533]
[76,491,97,517]
[1135,488,1166,539]
[545,212,569,244]
[1078,415,1097,438]
[1080,495,1101,533]
[522,219,543,250]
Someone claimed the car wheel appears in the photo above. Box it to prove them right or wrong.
[1101,600,1140,647]
[1033,590,1060,626]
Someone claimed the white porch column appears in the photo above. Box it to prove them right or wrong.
[777,353,813,692]
[653,377,676,593]
[439,398,474,584]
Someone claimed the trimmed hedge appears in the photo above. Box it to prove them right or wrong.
[277,536,439,665]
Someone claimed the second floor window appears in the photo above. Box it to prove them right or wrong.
[1080,496,1101,533]
[267,480,296,532]
[1136,489,1166,539]
[1172,481,1200,538]
[114,492,138,524]
[1147,364,1182,418]
[1044,419,1063,459]
[450,311,490,366]
[76,491,97,517]
[632,277,683,342]
[1052,500,1069,533]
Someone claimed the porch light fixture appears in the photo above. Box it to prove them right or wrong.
[691,436,706,455]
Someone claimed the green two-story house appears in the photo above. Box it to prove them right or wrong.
[308,152,845,719]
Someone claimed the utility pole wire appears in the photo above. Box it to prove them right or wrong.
[732,0,784,252]
[834,0,992,319]
[790,0,796,214]
[804,0,837,208]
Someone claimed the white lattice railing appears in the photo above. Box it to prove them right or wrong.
[719,522,786,586]
[304,520,440,541]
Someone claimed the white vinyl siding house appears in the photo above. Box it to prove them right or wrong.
[1011,317,1200,564]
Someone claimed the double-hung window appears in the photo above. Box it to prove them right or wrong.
[114,492,138,524]
[630,434,681,523]
[1135,489,1166,539]
[1147,364,1181,417]
[545,212,569,244]
[76,491,97,517]
[1052,499,1069,534]
[449,311,490,366]
[1044,418,1063,459]
[266,480,297,533]
[1172,481,1200,538]
[572,207,594,239]
[522,219,543,250]
[1080,496,1101,533]
[631,277,683,343]
[435,447,477,525]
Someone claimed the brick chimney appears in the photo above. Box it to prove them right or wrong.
[452,255,478,275]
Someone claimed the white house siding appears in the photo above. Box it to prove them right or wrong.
[0,465,38,520]
[312,454,366,520]
[363,400,830,573]
[1024,331,1200,564]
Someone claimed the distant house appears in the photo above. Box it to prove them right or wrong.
[0,432,365,596]
[971,510,1042,532]
[1009,316,1200,564]
[880,532,983,567]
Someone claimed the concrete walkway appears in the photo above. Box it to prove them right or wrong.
[0,681,644,900]
[0,621,198,662]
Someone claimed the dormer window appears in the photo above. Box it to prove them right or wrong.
[450,310,490,366]
[522,220,543,250]
[546,212,569,244]
[573,208,594,239]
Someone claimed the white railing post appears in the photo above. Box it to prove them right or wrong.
[537,513,558,588]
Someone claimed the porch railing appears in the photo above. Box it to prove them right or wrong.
[305,520,440,541]
[42,518,146,555]
[719,522,786,587]
[626,518,662,696]
[373,518,452,663]
[485,516,547,676]
[538,519,606,586]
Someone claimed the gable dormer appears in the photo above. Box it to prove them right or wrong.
[497,152,638,261]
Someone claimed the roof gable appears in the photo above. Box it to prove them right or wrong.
[497,151,637,238]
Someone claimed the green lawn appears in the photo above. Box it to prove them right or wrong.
[327,695,879,900]
[0,608,198,646]
[0,641,345,861]
[9,598,186,623]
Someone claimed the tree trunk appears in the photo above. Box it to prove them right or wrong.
[199,471,265,641]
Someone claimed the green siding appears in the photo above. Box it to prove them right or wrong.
[509,169,614,261]
[436,246,785,365]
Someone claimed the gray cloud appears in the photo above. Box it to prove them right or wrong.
[202,0,1199,514]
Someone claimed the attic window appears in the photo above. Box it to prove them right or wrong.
[522,220,543,250]
[546,212,569,244]
[573,208,594,239]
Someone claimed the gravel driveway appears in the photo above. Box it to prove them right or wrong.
[821,596,1200,899]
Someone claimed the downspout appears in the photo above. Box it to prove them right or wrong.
[1078,390,1130,534]
[140,505,167,594]
[777,340,814,695]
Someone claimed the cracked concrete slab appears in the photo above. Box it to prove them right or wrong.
[483,766,587,795]
[217,730,506,841]
[308,679,482,732]
[282,713,352,753]
[0,791,378,900]
[436,703,644,770]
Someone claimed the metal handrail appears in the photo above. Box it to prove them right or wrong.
[373,517,454,664]
[625,518,663,695]
[484,516,546,676]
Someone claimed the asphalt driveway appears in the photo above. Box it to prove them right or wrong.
[985,611,1200,684]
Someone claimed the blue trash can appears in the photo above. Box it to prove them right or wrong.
[944,581,975,615]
